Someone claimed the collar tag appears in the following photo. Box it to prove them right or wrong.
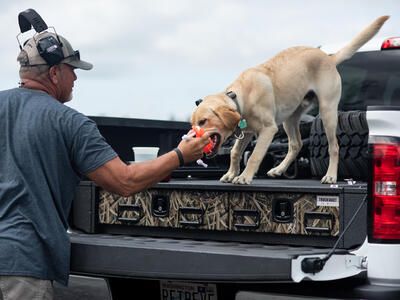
[238,119,247,129]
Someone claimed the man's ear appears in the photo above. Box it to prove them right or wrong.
[48,65,59,84]
[214,106,241,130]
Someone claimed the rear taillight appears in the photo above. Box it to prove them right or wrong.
[381,37,400,50]
[371,143,400,240]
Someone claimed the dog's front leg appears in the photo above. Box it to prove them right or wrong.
[267,106,305,178]
[232,125,278,184]
[220,132,254,183]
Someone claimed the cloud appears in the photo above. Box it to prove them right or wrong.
[1,0,398,121]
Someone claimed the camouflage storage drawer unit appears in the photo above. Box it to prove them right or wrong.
[72,179,367,249]
[99,190,339,237]
[99,189,229,230]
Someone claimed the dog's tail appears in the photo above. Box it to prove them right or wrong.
[331,15,389,65]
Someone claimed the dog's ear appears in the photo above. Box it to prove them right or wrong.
[214,106,241,130]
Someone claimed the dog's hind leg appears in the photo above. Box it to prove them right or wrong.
[220,131,254,183]
[318,90,341,184]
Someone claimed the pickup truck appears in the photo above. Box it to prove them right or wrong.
[63,37,400,300]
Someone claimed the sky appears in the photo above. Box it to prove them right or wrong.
[0,1,398,121]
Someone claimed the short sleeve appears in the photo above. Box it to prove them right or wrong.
[70,118,118,175]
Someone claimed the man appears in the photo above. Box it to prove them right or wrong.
[0,30,210,299]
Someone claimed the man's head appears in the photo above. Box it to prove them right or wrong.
[17,31,92,103]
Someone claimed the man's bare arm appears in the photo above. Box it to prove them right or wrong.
[86,131,210,196]
[86,150,180,196]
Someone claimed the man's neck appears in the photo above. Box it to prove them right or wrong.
[19,78,57,100]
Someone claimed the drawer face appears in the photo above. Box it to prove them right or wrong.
[98,189,229,230]
[99,189,339,236]
[229,192,340,236]
[170,190,230,230]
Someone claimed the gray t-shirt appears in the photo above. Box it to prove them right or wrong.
[0,88,117,285]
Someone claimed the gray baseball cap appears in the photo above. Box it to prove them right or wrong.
[19,31,93,70]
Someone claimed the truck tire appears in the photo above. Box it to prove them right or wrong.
[309,111,368,181]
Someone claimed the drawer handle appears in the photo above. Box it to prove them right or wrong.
[117,203,142,224]
[179,207,204,227]
[233,209,260,230]
[304,211,335,235]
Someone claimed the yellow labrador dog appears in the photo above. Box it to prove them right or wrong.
[191,16,389,184]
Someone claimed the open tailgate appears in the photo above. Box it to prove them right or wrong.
[69,232,365,282]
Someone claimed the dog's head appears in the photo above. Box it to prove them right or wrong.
[191,93,241,158]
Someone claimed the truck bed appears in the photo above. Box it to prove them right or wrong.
[70,178,367,281]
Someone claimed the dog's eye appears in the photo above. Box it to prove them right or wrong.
[198,119,207,127]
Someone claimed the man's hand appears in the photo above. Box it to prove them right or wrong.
[178,129,211,163]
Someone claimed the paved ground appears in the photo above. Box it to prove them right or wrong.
[54,275,111,300]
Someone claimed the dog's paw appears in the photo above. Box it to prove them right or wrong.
[220,172,237,183]
[267,167,283,178]
[232,175,253,185]
[321,174,337,184]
